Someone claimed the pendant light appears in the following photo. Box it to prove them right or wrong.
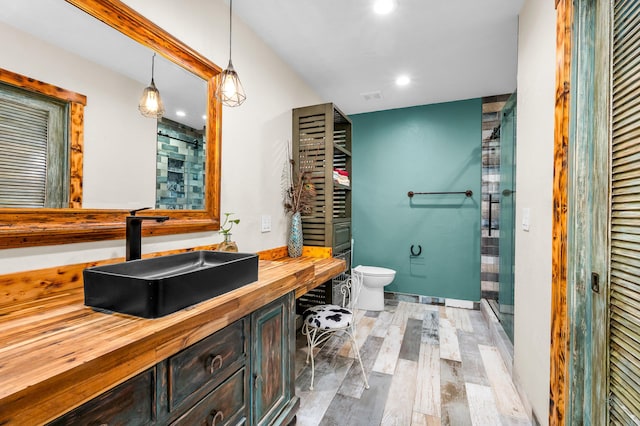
[138,53,165,118]
[215,0,246,107]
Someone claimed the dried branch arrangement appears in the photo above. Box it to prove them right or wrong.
[283,143,316,214]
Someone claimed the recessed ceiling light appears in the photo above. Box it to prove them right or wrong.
[373,0,395,15]
[176,110,186,117]
[396,75,410,86]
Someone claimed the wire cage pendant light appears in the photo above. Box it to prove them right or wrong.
[215,0,246,107]
[138,53,165,118]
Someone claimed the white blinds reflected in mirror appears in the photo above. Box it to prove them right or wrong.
[0,83,68,208]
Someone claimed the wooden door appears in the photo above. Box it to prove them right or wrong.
[569,0,640,423]
[250,292,296,425]
[607,0,640,422]
[553,0,611,423]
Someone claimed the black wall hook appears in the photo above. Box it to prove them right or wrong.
[410,245,422,257]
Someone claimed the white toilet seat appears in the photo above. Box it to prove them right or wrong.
[353,265,395,277]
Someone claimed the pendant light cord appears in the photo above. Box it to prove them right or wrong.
[229,0,233,61]
[151,53,156,83]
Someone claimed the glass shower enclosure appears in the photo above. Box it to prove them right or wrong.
[497,93,517,341]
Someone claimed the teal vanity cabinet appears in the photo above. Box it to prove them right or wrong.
[48,293,297,426]
[250,293,298,425]
[164,318,249,425]
[47,367,157,425]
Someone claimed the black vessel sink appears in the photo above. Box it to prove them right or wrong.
[83,251,259,318]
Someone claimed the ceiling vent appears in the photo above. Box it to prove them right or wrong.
[361,91,383,101]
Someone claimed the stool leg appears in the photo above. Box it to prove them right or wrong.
[305,327,317,391]
[348,331,370,389]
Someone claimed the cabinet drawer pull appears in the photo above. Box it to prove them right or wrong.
[254,374,263,389]
[208,410,224,426]
[207,354,224,374]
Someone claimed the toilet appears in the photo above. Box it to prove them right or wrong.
[353,265,396,311]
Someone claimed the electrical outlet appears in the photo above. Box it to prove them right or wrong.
[261,215,271,233]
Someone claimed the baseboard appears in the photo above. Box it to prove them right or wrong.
[480,299,536,424]
[384,292,479,309]
[445,298,476,309]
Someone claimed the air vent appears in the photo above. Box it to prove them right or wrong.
[361,91,383,101]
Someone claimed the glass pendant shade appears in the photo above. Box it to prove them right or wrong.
[215,60,246,107]
[138,53,165,118]
[215,0,246,107]
[138,79,165,118]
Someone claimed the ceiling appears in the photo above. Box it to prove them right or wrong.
[233,0,525,115]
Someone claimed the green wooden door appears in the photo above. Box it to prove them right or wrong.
[250,293,295,425]
[564,0,611,423]
[572,0,640,423]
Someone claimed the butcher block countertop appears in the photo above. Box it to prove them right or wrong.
[0,248,345,425]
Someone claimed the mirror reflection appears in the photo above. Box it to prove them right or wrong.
[0,0,208,210]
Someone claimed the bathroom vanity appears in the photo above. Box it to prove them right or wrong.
[0,249,344,425]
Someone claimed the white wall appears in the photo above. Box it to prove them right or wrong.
[514,0,556,423]
[0,0,322,273]
[0,21,158,209]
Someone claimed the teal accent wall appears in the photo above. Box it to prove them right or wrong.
[351,99,482,301]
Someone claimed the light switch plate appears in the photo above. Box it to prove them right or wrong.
[522,208,530,232]
[261,215,271,233]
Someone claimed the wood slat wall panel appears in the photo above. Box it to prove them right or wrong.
[612,126,640,148]
[609,1,640,423]
[613,182,640,194]
[611,261,640,281]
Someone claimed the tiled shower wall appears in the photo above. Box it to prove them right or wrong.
[481,95,510,300]
[156,118,206,210]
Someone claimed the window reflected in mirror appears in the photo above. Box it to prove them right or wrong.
[0,68,86,209]
[0,82,70,208]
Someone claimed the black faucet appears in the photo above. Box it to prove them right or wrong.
[126,207,170,261]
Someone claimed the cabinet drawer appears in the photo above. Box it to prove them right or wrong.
[169,319,246,410]
[171,367,246,426]
[48,368,155,426]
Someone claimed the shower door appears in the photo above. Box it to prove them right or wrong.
[498,93,516,342]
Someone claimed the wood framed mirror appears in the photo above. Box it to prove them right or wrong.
[0,0,222,249]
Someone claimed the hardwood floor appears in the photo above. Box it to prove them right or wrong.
[294,300,530,426]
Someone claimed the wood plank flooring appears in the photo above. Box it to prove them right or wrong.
[295,300,530,426]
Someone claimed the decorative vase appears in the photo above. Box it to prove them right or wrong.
[288,212,303,258]
[217,233,238,252]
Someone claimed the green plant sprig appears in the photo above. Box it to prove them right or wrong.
[219,212,240,235]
